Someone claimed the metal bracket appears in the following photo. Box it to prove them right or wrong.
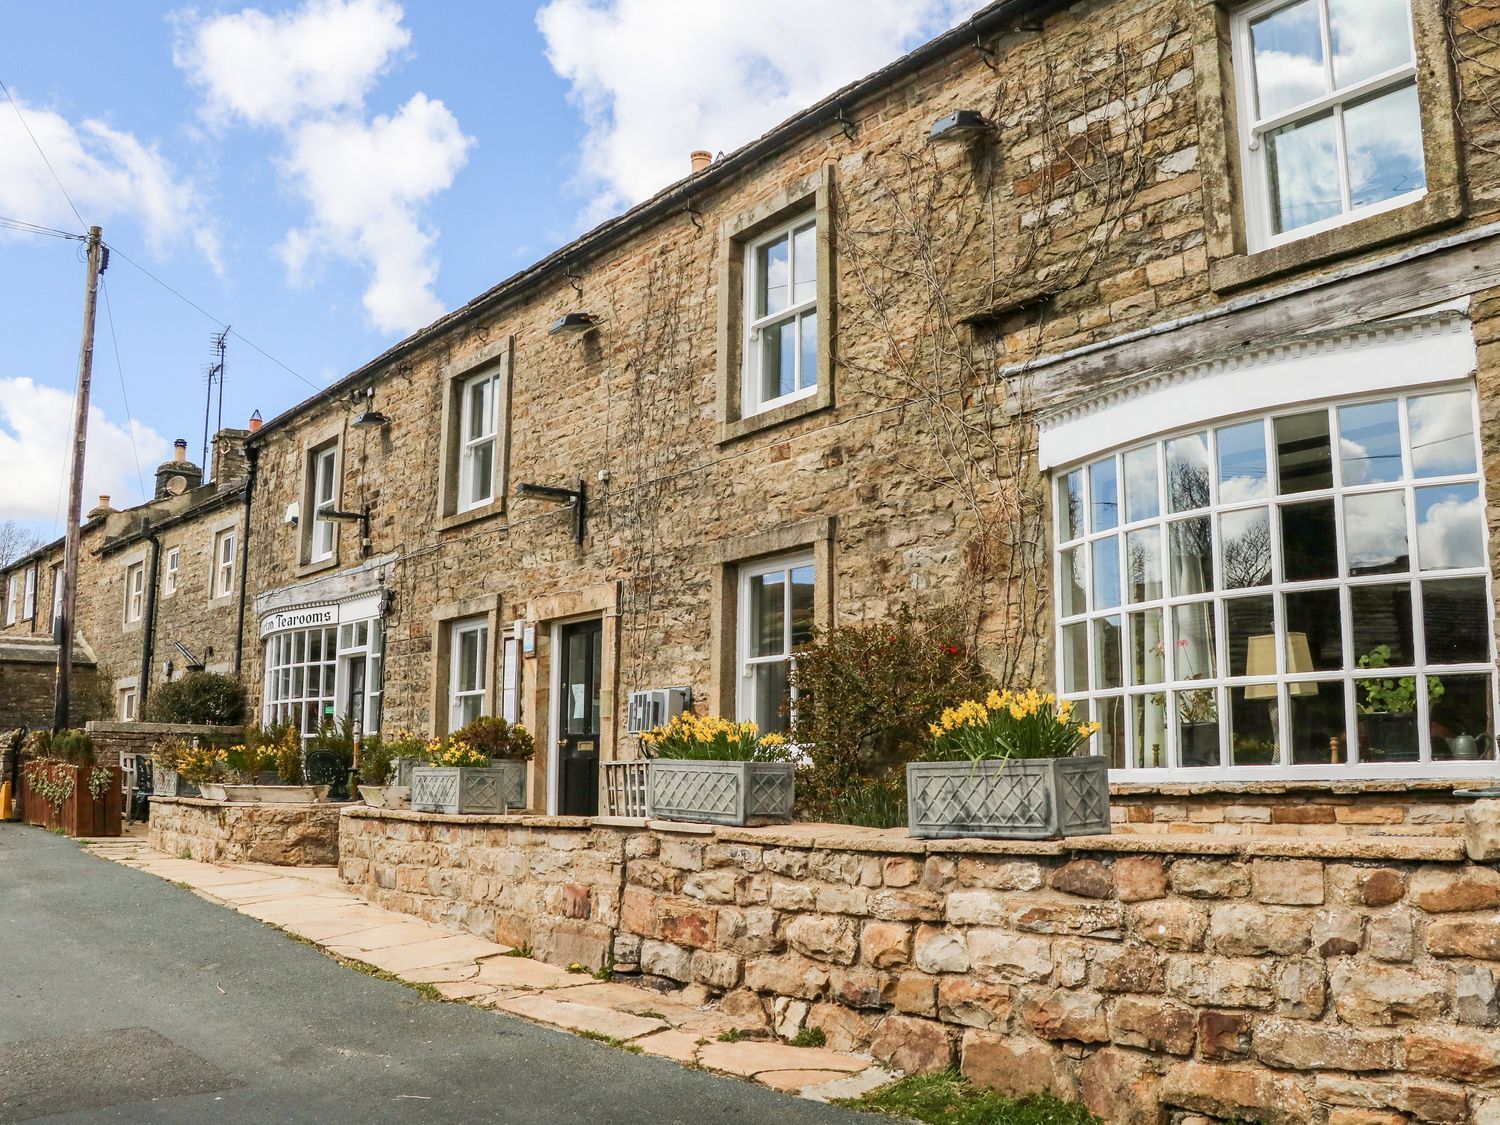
[834,105,857,140]
[974,34,998,71]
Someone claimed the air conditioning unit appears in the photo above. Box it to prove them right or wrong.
[627,687,689,734]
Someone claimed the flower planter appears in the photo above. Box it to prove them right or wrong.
[359,784,410,809]
[199,783,228,801]
[217,784,330,804]
[394,757,427,787]
[153,768,182,797]
[647,760,795,827]
[906,756,1111,840]
[410,763,526,815]
[20,762,123,838]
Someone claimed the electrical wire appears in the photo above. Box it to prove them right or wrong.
[0,214,84,240]
[0,77,88,233]
[99,277,148,505]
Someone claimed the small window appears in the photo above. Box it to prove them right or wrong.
[743,215,819,416]
[124,562,145,624]
[163,548,180,597]
[1233,0,1424,250]
[309,445,338,563]
[118,687,138,721]
[501,633,520,724]
[737,552,815,734]
[21,566,35,620]
[449,618,489,731]
[213,530,236,599]
[458,370,499,512]
[4,574,17,626]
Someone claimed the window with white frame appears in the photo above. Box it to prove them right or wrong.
[458,369,499,511]
[263,625,337,738]
[309,444,338,562]
[1233,0,1424,249]
[4,574,17,625]
[213,529,236,599]
[50,565,62,628]
[124,562,145,624]
[501,634,520,724]
[21,566,35,620]
[118,687,138,721]
[737,553,815,734]
[448,617,489,730]
[744,215,818,416]
[163,547,180,597]
[1055,387,1495,775]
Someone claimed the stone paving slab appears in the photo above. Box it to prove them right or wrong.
[80,840,890,1105]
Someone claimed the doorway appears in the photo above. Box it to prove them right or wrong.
[555,618,602,816]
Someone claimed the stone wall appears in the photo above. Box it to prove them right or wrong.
[0,640,99,729]
[150,796,339,866]
[86,721,242,770]
[341,807,1500,1124]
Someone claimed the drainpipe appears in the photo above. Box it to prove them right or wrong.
[233,445,258,678]
[139,521,161,714]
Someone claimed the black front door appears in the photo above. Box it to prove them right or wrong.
[557,619,602,816]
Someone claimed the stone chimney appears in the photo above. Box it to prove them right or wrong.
[690,150,712,174]
[154,439,203,499]
[87,495,114,520]
[212,427,252,485]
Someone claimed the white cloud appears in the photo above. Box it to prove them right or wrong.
[0,93,220,268]
[0,377,170,525]
[536,0,982,223]
[1417,488,1485,571]
[174,0,472,335]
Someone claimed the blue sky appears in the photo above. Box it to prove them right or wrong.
[1,0,975,538]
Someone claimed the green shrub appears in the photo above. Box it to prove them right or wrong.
[23,728,95,766]
[357,735,396,786]
[825,776,908,829]
[143,672,246,725]
[451,715,535,762]
[833,1070,1101,1125]
[245,723,302,783]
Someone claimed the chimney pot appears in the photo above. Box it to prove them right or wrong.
[690,150,712,174]
[98,495,110,509]
[173,439,187,463]
[248,410,263,433]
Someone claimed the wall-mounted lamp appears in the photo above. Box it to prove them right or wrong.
[929,110,990,144]
[548,312,599,336]
[514,479,587,544]
[350,385,390,429]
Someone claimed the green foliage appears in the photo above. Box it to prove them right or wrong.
[789,1027,826,1048]
[1356,645,1442,714]
[149,735,189,771]
[789,608,994,819]
[224,742,276,782]
[640,713,788,761]
[825,776,908,828]
[925,690,1099,763]
[246,723,303,784]
[143,672,246,725]
[357,735,396,786]
[452,715,535,761]
[87,766,113,800]
[309,719,355,771]
[28,728,95,766]
[715,1029,746,1043]
[833,1070,1101,1125]
[23,758,76,811]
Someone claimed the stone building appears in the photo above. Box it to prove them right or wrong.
[239,0,1500,821]
[0,427,253,724]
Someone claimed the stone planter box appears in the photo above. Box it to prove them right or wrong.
[394,757,427,787]
[359,784,410,809]
[217,784,330,804]
[153,768,182,797]
[410,764,526,814]
[647,760,795,826]
[906,755,1111,840]
[199,782,228,801]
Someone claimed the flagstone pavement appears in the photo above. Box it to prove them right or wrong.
[80,832,894,1105]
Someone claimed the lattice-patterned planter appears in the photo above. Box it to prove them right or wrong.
[906,756,1111,840]
[410,764,526,815]
[647,760,794,826]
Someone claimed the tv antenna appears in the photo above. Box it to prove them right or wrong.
[202,327,229,477]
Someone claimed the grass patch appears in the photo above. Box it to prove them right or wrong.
[638,1010,666,1021]
[575,1029,643,1054]
[834,1070,1100,1125]
[593,965,615,981]
[789,1027,826,1048]
[341,957,445,1002]
[716,1028,746,1043]
[502,945,535,959]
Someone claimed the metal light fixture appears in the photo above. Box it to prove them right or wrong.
[548,312,599,336]
[350,386,390,429]
[322,503,374,556]
[514,479,587,544]
[929,110,989,143]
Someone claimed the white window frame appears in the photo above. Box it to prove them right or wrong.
[742,213,819,417]
[262,624,338,741]
[501,634,520,724]
[458,369,500,512]
[310,445,338,563]
[1233,0,1424,252]
[448,617,489,731]
[124,562,145,624]
[21,566,35,620]
[736,551,816,732]
[213,529,236,599]
[163,547,180,598]
[4,574,17,625]
[118,687,138,721]
[1054,384,1496,781]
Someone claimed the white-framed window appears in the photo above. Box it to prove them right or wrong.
[743,214,818,417]
[163,547,180,598]
[458,370,500,512]
[263,625,337,739]
[213,529,236,599]
[501,634,520,724]
[118,687,138,721]
[449,617,489,731]
[1233,0,1425,250]
[21,566,35,620]
[737,552,815,734]
[50,565,62,629]
[124,562,145,624]
[310,444,338,562]
[4,574,17,626]
[1055,386,1495,777]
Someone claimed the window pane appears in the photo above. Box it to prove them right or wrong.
[1424,578,1490,665]
[1090,458,1119,532]
[1126,528,1162,603]
[761,319,795,401]
[789,565,815,647]
[1221,508,1272,589]
[1276,411,1333,493]
[1092,537,1121,610]
[460,695,483,727]
[1250,0,1326,116]
[1344,491,1408,575]
[752,661,790,734]
[1351,583,1415,668]
[758,235,789,316]
[1167,434,1210,512]
[1338,400,1403,485]
[467,378,490,440]
[1135,695,1169,769]
[1172,602,1217,682]
[1329,0,1413,87]
[1096,696,1126,768]
[799,310,818,390]
[1230,685,1279,765]
[1062,622,1089,693]
[1059,547,1086,617]
[751,571,786,658]
[1169,517,1213,596]
[1130,608,1166,686]
[1345,84,1425,210]
[1285,587,1343,672]
[1268,112,1341,233]
[457,628,485,692]
[1416,483,1484,571]
[1281,499,1338,581]
[1430,674,1496,762]
[1357,681,1420,762]
[1059,471,1085,540]
[792,223,816,304]
[1217,420,1269,502]
[1226,596,1275,678]
[1289,680,1349,765]
[1095,615,1123,691]
[1410,391,1478,477]
[468,439,495,505]
[1176,686,1219,766]
[1123,447,1159,522]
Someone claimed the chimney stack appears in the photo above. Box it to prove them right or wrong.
[87,495,114,520]
[155,438,203,499]
[690,150,712,174]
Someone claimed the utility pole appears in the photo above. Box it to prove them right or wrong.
[54,225,104,732]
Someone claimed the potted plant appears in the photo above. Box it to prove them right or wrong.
[643,713,793,827]
[906,688,1109,840]
[150,736,189,797]
[410,717,535,815]
[1357,645,1438,761]
[355,735,407,808]
[387,729,436,787]
[19,729,121,837]
[1176,684,1218,768]
[215,725,329,803]
[182,741,229,801]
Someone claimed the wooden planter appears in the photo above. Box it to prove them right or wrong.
[21,762,123,838]
[906,756,1111,840]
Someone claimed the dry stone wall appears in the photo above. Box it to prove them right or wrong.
[341,808,1500,1123]
[150,796,339,866]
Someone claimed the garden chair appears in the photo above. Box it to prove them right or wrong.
[304,749,346,800]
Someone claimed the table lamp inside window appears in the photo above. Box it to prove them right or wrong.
[1245,633,1319,762]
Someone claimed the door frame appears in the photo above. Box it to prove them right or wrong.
[547,611,603,815]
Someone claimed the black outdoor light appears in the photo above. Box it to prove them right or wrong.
[350,386,390,429]
[514,479,587,544]
[548,311,599,336]
[929,109,990,143]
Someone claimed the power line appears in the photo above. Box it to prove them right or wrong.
[0,77,87,233]
[0,214,84,240]
[99,277,148,505]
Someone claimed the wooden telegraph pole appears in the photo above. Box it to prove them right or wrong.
[54,225,104,732]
